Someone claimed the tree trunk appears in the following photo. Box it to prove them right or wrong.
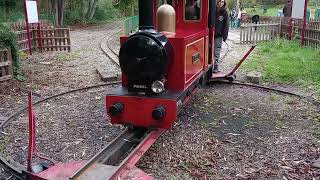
[88,0,98,19]
[81,0,89,20]
[55,0,59,26]
[58,0,65,27]
[50,0,55,15]
[50,0,65,27]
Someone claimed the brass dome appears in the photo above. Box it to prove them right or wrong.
[156,4,176,33]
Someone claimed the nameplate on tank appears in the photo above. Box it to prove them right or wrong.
[133,84,148,89]
[192,52,200,64]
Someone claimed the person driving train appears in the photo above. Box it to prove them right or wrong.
[185,0,200,20]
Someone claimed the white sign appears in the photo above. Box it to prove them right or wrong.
[26,1,39,23]
[292,0,306,19]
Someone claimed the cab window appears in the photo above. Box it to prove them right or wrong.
[185,0,201,21]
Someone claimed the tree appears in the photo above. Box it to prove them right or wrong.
[48,0,65,26]
[81,0,99,20]
[0,0,17,16]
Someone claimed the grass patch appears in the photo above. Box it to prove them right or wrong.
[245,6,282,17]
[243,39,320,94]
[56,50,82,62]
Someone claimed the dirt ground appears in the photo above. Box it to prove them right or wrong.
[0,26,319,179]
[138,84,320,179]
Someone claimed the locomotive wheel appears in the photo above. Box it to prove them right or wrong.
[201,68,212,86]
[125,124,136,131]
[199,76,206,87]
[226,75,236,82]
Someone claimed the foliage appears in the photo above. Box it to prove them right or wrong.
[116,0,138,16]
[0,23,24,80]
[64,0,83,24]
[64,0,122,25]
[94,0,121,21]
[0,0,17,7]
[249,0,287,6]
[0,6,24,22]
[243,39,320,94]
[227,0,237,10]
[245,6,282,16]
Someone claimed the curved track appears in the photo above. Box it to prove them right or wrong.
[1,29,319,179]
[216,81,320,107]
[99,29,121,68]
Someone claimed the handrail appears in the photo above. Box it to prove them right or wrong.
[123,16,139,35]
[241,23,280,28]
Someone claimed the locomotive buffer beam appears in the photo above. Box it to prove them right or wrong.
[70,128,164,180]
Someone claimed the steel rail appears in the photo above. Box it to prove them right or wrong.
[99,29,121,68]
[0,81,120,131]
[109,129,165,180]
[106,30,121,59]
[0,81,120,180]
[70,128,150,179]
[0,156,24,180]
[215,81,320,107]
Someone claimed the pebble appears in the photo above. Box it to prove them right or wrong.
[246,71,262,84]
[39,61,53,65]
[312,158,320,168]
[0,116,7,122]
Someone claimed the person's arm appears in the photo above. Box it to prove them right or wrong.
[223,12,229,41]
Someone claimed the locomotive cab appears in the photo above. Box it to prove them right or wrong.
[106,0,217,129]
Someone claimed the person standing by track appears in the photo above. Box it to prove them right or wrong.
[283,0,292,17]
[230,8,237,29]
[213,0,229,73]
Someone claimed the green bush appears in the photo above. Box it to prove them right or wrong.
[64,1,83,25]
[94,0,121,21]
[0,23,24,80]
[0,6,24,22]
[116,0,138,16]
[64,0,121,25]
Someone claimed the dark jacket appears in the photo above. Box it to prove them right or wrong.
[215,5,229,41]
[283,2,292,17]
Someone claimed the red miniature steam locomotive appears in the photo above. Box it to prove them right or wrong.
[106,0,217,129]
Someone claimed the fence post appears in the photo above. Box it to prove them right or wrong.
[37,23,42,53]
[279,17,282,38]
[301,0,309,46]
[288,17,293,40]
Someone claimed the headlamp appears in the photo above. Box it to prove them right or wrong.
[151,81,165,94]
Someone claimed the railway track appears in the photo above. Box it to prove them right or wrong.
[1,28,319,180]
[0,28,165,180]
[71,128,164,180]
[0,29,124,180]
